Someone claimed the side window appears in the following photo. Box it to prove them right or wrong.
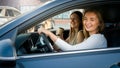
[13,10,21,16]
[51,9,84,30]
[0,9,2,13]
[5,9,14,16]
[52,11,71,30]
[27,11,71,33]
[27,9,84,33]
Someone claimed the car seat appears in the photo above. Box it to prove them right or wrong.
[103,23,120,47]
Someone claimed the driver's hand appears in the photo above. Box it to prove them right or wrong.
[38,26,58,42]
[38,28,50,36]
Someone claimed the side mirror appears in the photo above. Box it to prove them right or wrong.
[0,39,16,67]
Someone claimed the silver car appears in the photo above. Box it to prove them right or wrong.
[0,6,21,26]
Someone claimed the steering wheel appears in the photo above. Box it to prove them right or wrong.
[35,33,54,53]
[16,33,54,55]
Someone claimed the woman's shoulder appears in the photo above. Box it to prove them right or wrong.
[78,30,84,35]
[90,34,106,40]
[78,30,83,33]
[92,34,104,36]
[78,30,83,34]
[77,30,84,37]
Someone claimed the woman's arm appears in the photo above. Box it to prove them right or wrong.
[65,37,69,43]
[38,28,58,42]
[38,28,107,51]
[55,34,107,51]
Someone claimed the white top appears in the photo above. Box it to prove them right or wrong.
[55,34,107,51]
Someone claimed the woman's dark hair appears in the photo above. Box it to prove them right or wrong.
[71,11,83,30]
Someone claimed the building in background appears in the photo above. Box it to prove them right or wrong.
[19,0,50,13]
[0,0,19,10]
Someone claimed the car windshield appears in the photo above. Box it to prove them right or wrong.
[0,9,21,27]
[0,9,2,13]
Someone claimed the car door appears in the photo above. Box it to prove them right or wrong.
[16,47,120,68]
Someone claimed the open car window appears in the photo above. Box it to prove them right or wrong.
[16,5,120,56]
[16,9,85,56]
[27,9,84,32]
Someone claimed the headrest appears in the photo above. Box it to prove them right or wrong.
[101,7,120,23]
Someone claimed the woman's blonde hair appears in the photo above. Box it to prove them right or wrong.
[83,9,105,33]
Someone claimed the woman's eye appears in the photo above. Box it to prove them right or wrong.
[83,18,87,21]
[91,19,94,21]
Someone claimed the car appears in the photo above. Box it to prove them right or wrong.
[0,6,21,26]
[0,0,120,68]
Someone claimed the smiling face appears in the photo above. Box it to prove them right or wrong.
[70,13,80,29]
[83,12,100,35]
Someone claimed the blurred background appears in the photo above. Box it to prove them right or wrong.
[0,0,82,32]
[0,0,51,13]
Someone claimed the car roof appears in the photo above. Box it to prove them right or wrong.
[0,6,21,12]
